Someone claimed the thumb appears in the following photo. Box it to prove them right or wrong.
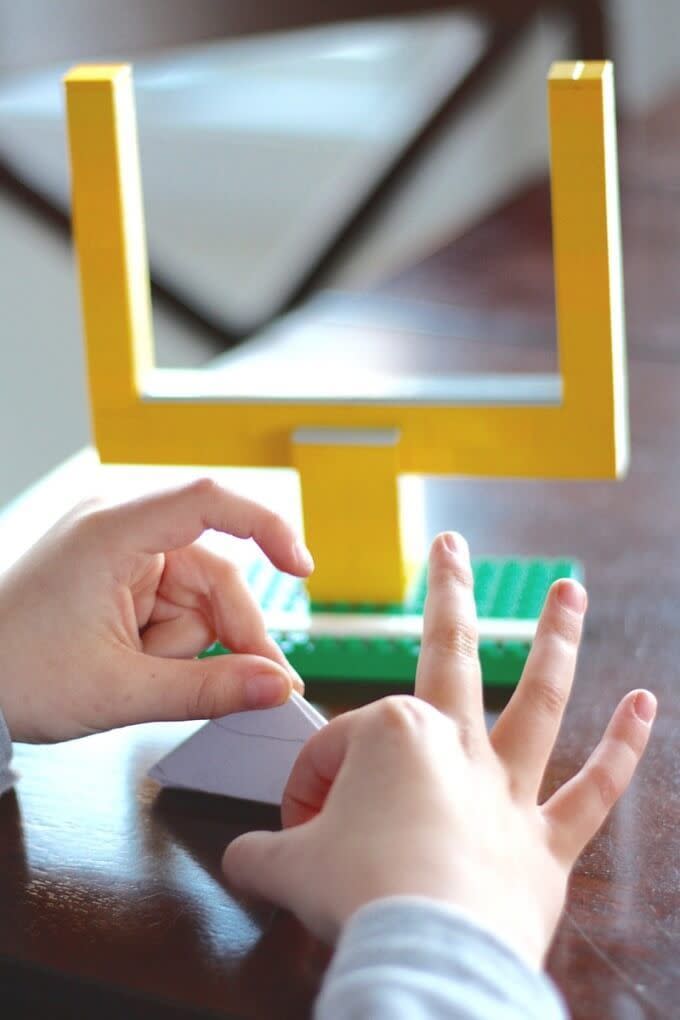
[112,650,294,726]
[222,829,301,909]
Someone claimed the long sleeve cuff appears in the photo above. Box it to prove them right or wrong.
[316,897,568,1020]
[0,708,16,796]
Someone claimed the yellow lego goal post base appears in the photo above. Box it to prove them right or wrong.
[293,428,417,604]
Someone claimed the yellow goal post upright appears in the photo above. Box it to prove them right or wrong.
[63,60,627,607]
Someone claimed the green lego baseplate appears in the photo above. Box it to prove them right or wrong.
[200,557,582,688]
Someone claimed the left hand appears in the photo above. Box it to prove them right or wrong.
[0,478,313,742]
[222,532,655,965]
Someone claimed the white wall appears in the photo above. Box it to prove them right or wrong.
[0,194,215,508]
[0,1,239,70]
[608,0,680,114]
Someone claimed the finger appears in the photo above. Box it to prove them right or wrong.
[544,689,656,865]
[112,649,294,726]
[414,532,485,746]
[154,544,304,690]
[281,710,361,828]
[143,613,298,691]
[102,478,314,575]
[142,610,215,659]
[491,579,586,800]
[222,827,304,911]
[192,547,304,690]
[144,544,304,690]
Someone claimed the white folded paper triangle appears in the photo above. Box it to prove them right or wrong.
[148,692,327,805]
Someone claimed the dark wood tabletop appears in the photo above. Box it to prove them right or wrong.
[2,91,679,1019]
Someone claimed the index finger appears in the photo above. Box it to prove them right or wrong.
[281,708,361,828]
[99,478,314,576]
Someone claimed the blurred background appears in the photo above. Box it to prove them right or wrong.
[1,0,679,505]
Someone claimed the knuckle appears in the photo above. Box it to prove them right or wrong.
[260,508,290,544]
[432,557,474,590]
[188,670,224,719]
[73,494,106,518]
[68,501,112,547]
[373,695,433,737]
[548,611,582,648]
[623,723,648,758]
[430,620,479,661]
[529,675,569,719]
[449,560,474,589]
[588,761,621,812]
[190,476,221,502]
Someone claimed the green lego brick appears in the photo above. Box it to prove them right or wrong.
[199,557,582,688]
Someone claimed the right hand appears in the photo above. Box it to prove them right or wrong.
[223,532,656,967]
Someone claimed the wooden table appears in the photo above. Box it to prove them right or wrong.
[1,93,679,1019]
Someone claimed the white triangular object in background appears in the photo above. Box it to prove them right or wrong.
[148,692,327,805]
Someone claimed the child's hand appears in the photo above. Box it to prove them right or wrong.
[223,532,655,968]
[0,479,313,743]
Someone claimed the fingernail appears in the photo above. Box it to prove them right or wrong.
[246,672,290,709]
[556,579,587,614]
[633,690,657,724]
[294,539,315,574]
[442,531,468,558]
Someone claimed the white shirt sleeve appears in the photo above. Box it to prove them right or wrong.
[315,897,568,1020]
